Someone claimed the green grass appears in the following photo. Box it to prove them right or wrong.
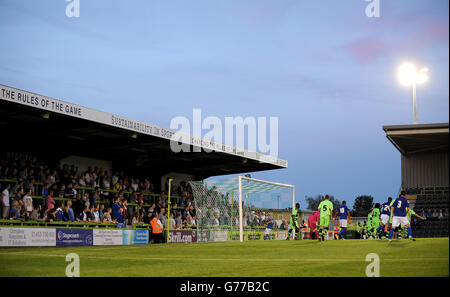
[0,238,448,277]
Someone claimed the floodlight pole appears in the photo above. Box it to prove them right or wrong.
[238,176,243,242]
[413,82,418,124]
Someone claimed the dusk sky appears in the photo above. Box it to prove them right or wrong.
[0,0,448,209]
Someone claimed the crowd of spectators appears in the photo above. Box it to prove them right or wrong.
[0,157,197,229]
[419,208,449,221]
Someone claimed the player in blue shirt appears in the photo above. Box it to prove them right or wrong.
[264,217,275,240]
[389,191,414,241]
[378,197,392,239]
[335,201,351,240]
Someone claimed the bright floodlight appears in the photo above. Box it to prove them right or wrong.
[416,67,429,84]
[398,63,429,86]
[397,62,429,124]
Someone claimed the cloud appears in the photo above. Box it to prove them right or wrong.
[337,18,449,64]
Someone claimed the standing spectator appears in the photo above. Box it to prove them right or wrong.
[82,192,90,210]
[22,189,33,215]
[98,204,105,221]
[112,197,123,223]
[66,200,75,222]
[77,206,88,222]
[87,205,96,222]
[56,203,68,222]
[58,184,66,198]
[41,183,49,198]
[175,213,183,229]
[169,213,176,230]
[46,190,55,211]
[26,178,36,195]
[158,207,166,222]
[122,200,128,225]
[2,184,11,219]
[73,193,83,217]
[92,205,100,222]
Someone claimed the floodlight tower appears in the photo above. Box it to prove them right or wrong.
[398,63,429,124]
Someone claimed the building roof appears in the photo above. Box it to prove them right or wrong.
[382,123,449,156]
[0,84,287,179]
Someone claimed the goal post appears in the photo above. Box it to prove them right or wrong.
[238,176,295,242]
[190,176,295,243]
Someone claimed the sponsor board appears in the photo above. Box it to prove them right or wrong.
[275,231,288,240]
[197,230,209,242]
[56,229,93,246]
[209,230,228,242]
[229,230,265,241]
[122,229,149,245]
[93,229,122,245]
[0,227,56,247]
[168,230,197,243]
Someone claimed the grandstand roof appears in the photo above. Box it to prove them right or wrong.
[0,84,287,179]
[383,123,449,156]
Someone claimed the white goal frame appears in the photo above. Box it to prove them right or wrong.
[238,176,295,242]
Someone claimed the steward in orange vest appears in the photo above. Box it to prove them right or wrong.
[150,214,164,243]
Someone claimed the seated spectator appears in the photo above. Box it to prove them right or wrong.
[46,208,57,222]
[30,205,43,221]
[131,212,142,225]
[102,208,115,223]
[438,209,444,220]
[432,209,439,220]
[426,208,433,218]
[9,201,23,221]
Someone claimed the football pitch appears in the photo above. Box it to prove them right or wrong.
[0,238,448,277]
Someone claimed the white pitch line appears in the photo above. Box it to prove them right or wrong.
[0,252,447,263]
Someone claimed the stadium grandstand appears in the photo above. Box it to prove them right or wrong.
[383,123,449,238]
[0,84,288,243]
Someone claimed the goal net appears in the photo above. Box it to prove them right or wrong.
[190,176,295,242]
